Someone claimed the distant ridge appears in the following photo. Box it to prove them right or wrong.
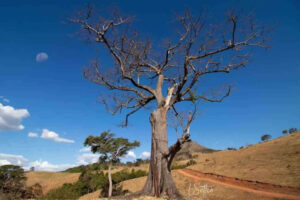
[175,140,215,160]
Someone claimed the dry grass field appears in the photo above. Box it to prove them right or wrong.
[25,171,80,194]
[189,131,300,187]
[81,171,276,200]
[79,132,300,200]
[26,132,300,199]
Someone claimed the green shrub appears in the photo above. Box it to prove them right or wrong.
[171,159,197,170]
[40,183,81,200]
[187,159,197,166]
[111,169,147,184]
[41,168,147,199]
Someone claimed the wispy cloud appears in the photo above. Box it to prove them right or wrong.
[28,132,38,138]
[36,52,48,62]
[41,129,74,143]
[79,147,91,152]
[28,160,74,172]
[0,96,10,103]
[0,103,30,131]
[77,153,99,165]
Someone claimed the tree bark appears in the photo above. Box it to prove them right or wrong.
[140,108,183,199]
[108,162,112,197]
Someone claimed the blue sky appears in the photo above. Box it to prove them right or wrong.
[0,0,299,171]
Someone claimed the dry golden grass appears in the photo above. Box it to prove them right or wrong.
[25,171,80,194]
[112,171,272,200]
[121,176,147,193]
[80,171,269,200]
[189,131,300,187]
[30,132,300,200]
[79,132,300,200]
[79,189,102,200]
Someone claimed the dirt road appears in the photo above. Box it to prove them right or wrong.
[177,168,300,200]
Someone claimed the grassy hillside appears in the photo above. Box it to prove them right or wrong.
[189,131,300,187]
[174,141,215,160]
[25,171,80,194]
[81,171,273,200]
[27,132,300,199]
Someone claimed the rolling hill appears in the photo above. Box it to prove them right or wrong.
[25,171,80,194]
[189,131,300,187]
[174,140,216,160]
[26,131,300,199]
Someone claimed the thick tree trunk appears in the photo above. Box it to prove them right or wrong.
[140,108,183,199]
[108,162,112,197]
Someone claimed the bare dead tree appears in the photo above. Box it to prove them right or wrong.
[70,6,269,199]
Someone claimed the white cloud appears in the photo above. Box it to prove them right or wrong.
[36,52,48,62]
[41,129,74,143]
[0,160,11,165]
[0,153,28,166]
[0,96,10,103]
[140,151,151,159]
[124,151,136,159]
[0,153,74,172]
[28,160,74,172]
[79,147,91,152]
[77,153,99,165]
[0,103,30,131]
[28,132,38,138]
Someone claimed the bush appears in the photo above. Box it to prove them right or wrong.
[261,134,271,142]
[26,183,43,199]
[227,147,237,150]
[289,128,297,134]
[42,168,147,199]
[111,169,147,183]
[187,159,197,166]
[65,163,107,173]
[171,159,197,170]
[40,183,82,200]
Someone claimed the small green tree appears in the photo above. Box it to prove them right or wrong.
[84,131,140,197]
[261,134,271,142]
[289,128,297,134]
[282,130,288,134]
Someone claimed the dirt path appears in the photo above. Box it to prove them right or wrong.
[177,168,300,200]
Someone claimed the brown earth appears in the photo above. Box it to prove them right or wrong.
[177,168,300,200]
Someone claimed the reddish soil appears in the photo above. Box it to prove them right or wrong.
[177,168,300,200]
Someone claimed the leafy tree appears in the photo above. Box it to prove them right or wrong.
[261,134,271,142]
[282,130,288,134]
[0,165,27,200]
[70,6,270,198]
[289,128,297,134]
[84,131,140,197]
